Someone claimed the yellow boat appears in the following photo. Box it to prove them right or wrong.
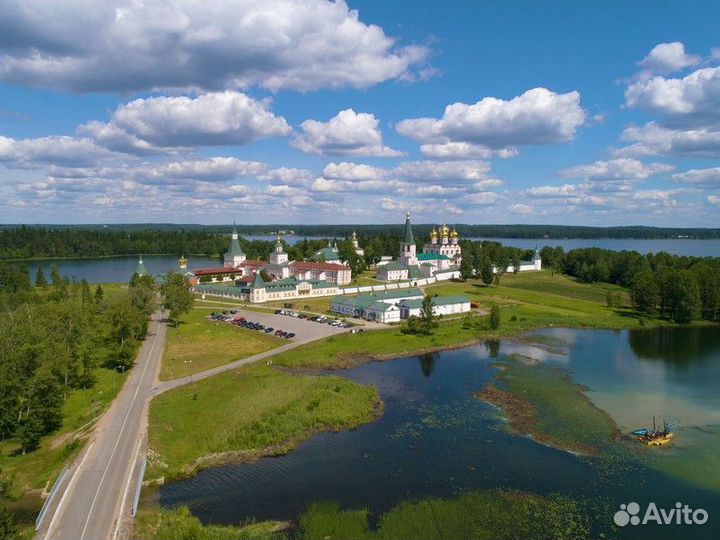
[646,432,673,446]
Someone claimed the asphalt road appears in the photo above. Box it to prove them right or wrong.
[40,311,167,540]
[39,305,380,539]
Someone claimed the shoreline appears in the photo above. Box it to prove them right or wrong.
[152,393,385,485]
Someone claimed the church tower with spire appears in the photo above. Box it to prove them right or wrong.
[399,212,417,266]
[351,230,364,257]
[223,222,246,268]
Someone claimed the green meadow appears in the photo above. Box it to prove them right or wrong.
[160,307,284,380]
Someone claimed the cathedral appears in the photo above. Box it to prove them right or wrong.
[376,213,462,281]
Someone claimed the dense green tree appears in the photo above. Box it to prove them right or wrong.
[161,273,194,326]
[80,279,92,307]
[35,266,47,287]
[0,504,16,540]
[419,295,438,335]
[511,253,521,274]
[493,252,509,286]
[94,284,104,303]
[669,270,701,324]
[49,264,62,287]
[459,255,474,280]
[480,257,494,286]
[631,271,660,315]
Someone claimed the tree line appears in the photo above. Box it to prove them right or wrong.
[540,246,720,324]
[4,223,720,240]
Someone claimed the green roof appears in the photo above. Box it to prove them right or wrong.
[402,212,414,245]
[366,301,398,312]
[311,246,340,262]
[399,295,471,310]
[226,228,245,258]
[379,261,407,272]
[251,272,265,288]
[408,264,422,279]
[264,277,337,292]
[417,253,450,261]
[331,287,423,311]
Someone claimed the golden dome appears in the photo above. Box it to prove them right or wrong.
[440,224,449,235]
[451,228,459,238]
[431,227,437,235]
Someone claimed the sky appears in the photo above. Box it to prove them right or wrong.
[0,0,719,226]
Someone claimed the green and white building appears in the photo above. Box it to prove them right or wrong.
[377,213,461,281]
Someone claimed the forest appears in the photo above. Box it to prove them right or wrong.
[539,246,720,324]
[2,222,720,261]
[0,263,160,535]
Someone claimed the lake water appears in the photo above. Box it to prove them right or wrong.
[467,237,720,257]
[159,327,720,539]
[5,237,720,284]
[19,255,220,284]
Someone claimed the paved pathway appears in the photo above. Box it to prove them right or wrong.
[39,311,166,540]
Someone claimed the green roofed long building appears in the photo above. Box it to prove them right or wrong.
[331,289,471,324]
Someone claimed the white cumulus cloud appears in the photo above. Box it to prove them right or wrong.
[559,158,673,182]
[638,42,700,74]
[79,92,290,154]
[292,109,402,157]
[0,0,429,92]
[396,87,585,156]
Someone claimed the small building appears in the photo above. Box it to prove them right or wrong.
[290,260,352,285]
[351,231,364,257]
[365,301,401,323]
[398,295,472,319]
[311,242,342,263]
[330,288,424,321]
[496,248,543,274]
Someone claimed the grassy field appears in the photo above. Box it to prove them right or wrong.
[160,307,283,380]
[147,364,380,481]
[133,507,285,540]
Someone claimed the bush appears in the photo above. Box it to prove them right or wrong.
[489,305,501,330]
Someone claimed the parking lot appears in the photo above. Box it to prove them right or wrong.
[208,307,351,344]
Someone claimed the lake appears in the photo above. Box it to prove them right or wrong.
[467,237,720,257]
[6,237,720,284]
[159,327,720,539]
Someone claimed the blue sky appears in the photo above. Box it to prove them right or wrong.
[1,0,719,226]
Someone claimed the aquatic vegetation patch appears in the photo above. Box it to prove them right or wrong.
[298,490,604,540]
[477,361,620,455]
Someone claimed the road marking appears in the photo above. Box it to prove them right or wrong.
[112,438,143,540]
[44,440,95,539]
[78,317,160,540]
